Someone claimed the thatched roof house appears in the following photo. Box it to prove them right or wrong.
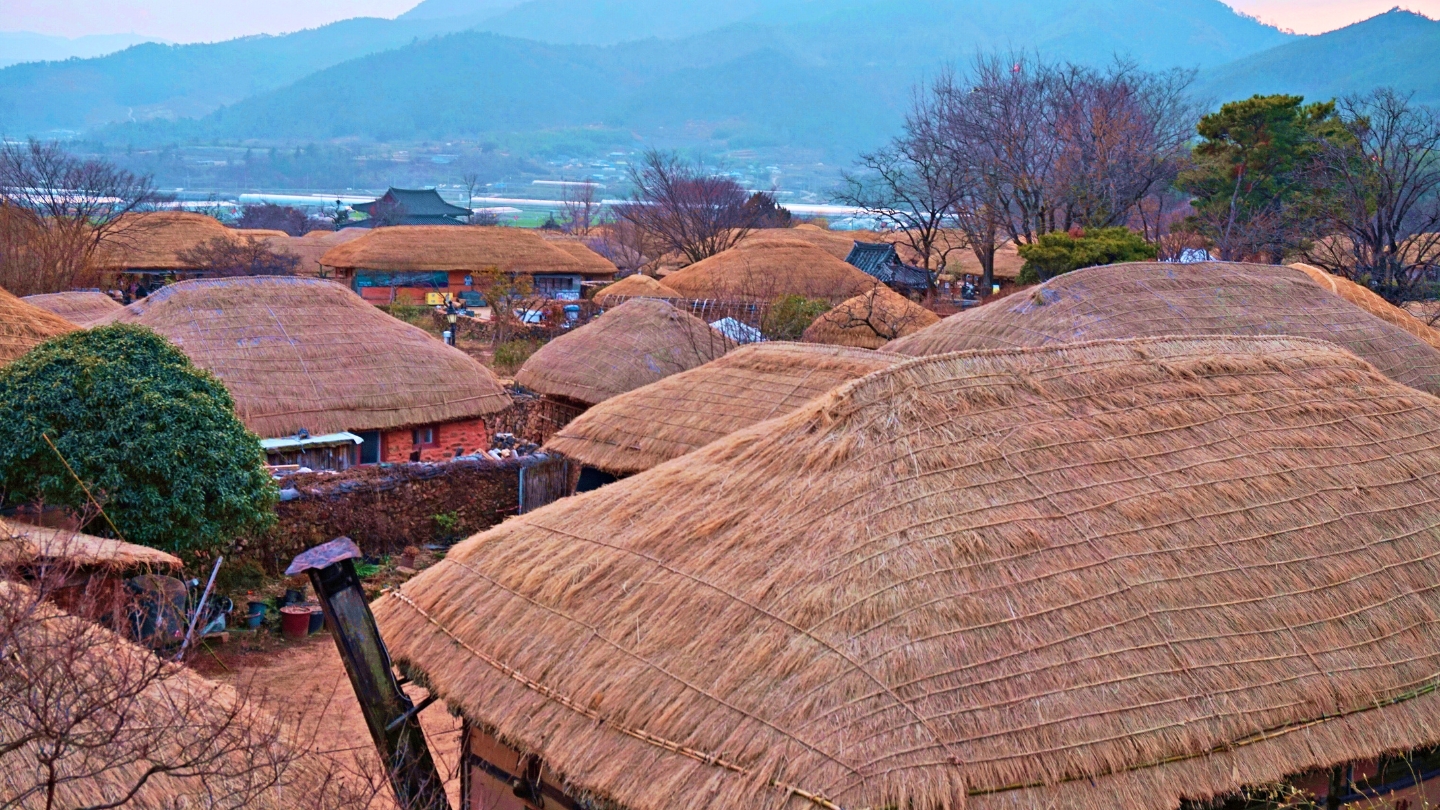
[21,291,123,326]
[545,237,620,277]
[0,287,77,364]
[884,261,1440,395]
[802,284,939,349]
[592,273,683,307]
[662,236,877,304]
[90,211,235,274]
[544,342,900,474]
[1290,262,1440,352]
[516,299,732,408]
[97,276,511,465]
[376,334,1440,810]
[319,225,616,303]
[260,228,365,277]
[0,518,180,570]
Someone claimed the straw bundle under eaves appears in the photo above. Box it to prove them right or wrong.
[96,276,510,438]
[0,287,77,364]
[885,260,1440,395]
[801,284,939,349]
[663,236,877,303]
[544,342,902,474]
[515,298,732,406]
[21,291,123,326]
[592,274,682,306]
[1289,261,1440,351]
[376,334,1440,810]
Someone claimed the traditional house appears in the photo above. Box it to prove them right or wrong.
[348,187,471,227]
[514,299,731,444]
[374,335,1440,810]
[545,342,900,477]
[95,276,511,467]
[886,261,1440,396]
[89,211,237,287]
[802,284,940,349]
[662,235,877,304]
[592,273,683,307]
[1,288,77,364]
[844,241,933,295]
[21,291,123,326]
[319,225,616,305]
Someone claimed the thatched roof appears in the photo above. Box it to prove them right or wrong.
[319,225,615,277]
[592,274,683,307]
[0,287,78,364]
[884,261,1440,395]
[21,291,123,326]
[544,237,620,277]
[1290,262,1440,352]
[96,276,510,437]
[376,335,1440,810]
[544,342,901,474]
[261,229,365,277]
[802,284,940,349]
[233,228,292,239]
[515,299,732,406]
[0,518,181,569]
[91,211,236,271]
[662,237,877,303]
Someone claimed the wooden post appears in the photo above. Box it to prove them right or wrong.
[287,538,450,810]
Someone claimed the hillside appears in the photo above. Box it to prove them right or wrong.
[0,32,159,69]
[1197,10,1440,104]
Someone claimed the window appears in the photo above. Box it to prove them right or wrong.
[357,431,381,465]
[412,426,437,447]
[533,275,577,298]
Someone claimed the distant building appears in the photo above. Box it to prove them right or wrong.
[348,188,471,227]
[844,241,933,297]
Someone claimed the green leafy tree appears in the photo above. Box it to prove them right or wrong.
[1178,94,1343,261]
[763,295,831,340]
[0,325,276,554]
[1016,227,1158,283]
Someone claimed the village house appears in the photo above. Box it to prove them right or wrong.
[844,240,933,296]
[89,211,240,292]
[318,225,616,305]
[347,187,472,227]
[94,276,512,468]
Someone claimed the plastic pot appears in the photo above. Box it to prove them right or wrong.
[307,606,325,635]
[245,601,267,630]
[279,606,311,641]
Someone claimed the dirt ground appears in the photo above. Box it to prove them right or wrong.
[195,633,463,809]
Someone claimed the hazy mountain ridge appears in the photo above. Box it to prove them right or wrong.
[0,32,161,69]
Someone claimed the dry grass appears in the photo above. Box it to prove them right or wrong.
[592,274,683,307]
[96,276,511,438]
[542,237,620,277]
[377,334,1440,810]
[663,236,878,304]
[514,298,732,406]
[885,261,1440,396]
[0,286,78,364]
[21,290,122,326]
[320,226,616,277]
[802,285,940,349]
[544,342,901,474]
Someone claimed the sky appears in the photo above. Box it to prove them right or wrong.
[0,0,1432,42]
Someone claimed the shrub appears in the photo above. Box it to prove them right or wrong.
[763,295,830,340]
[1016,227,1158,284]
[493,339,542,374]
[0,325,276,555]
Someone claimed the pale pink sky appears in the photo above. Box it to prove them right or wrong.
[0,0,1430,42]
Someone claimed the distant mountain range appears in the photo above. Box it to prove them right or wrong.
[0,3,1431,161]
[0,31,161,69]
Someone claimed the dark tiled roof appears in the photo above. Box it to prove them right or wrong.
[845,241,932,290]
[353,188,471,218]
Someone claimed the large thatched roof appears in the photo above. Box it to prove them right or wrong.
[320,225,615,277]
[884,261,1440,395]
[91,211,236,271]
[663,237,877,303]
[0,287,78,364]
[262,228,365,276]
[21,291,123,326]
[544,237,620,277]
[544,342,901,474]
[376,335,1440,810]
[1290,262,1440,351]
[801,284,940,349]
[516,298,731,406]
[592,274,683,307]
[96,276,510,438]
[0,518,181,570]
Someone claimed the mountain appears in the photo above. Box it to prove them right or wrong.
[1198,10,1440,105]
[399,0,527,21]
[0,32,160,69]
[0,15,488,133]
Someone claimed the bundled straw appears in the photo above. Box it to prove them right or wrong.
[0,287,77,364]
[515,298,732,406]
[21,291,123,327]
[376,334,1440,810]
[545,342,901,474]
[885,261,1440,395]
[97,276,510,438]
[802,284,939,349]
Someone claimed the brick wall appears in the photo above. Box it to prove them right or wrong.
[380,418,491,463]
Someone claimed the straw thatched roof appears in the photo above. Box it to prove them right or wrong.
[233,228,292,239]
[544,237,620,277]
[592,274,683,307]
[21,291,123,326]
[1290,262,1440,352]
[91,211,236,271]
[663,237,878,303]
[260,229,365,277]
[544,342,901,474]
[515,299,732,406]
[320,225,616,277]
[0,518,181,569]
[0,287,78,364]
[376,335,1440,810]
[802,284,940,349]
[96,276,510,438]
[884,261,1440,395]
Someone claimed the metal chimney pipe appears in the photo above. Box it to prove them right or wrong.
[287,537,450,810]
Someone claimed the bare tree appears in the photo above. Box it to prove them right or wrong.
[177,236,302,277]
[613,150,760,265]
[460,172,481,220]
[0,141,165,296]
[1302,88,1440,303]
[821,282,931,342]
[367,198,407,228]
[587,218,660,274]
[558,180,602,236]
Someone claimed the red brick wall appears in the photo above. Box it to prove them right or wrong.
[380,418,490,463]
